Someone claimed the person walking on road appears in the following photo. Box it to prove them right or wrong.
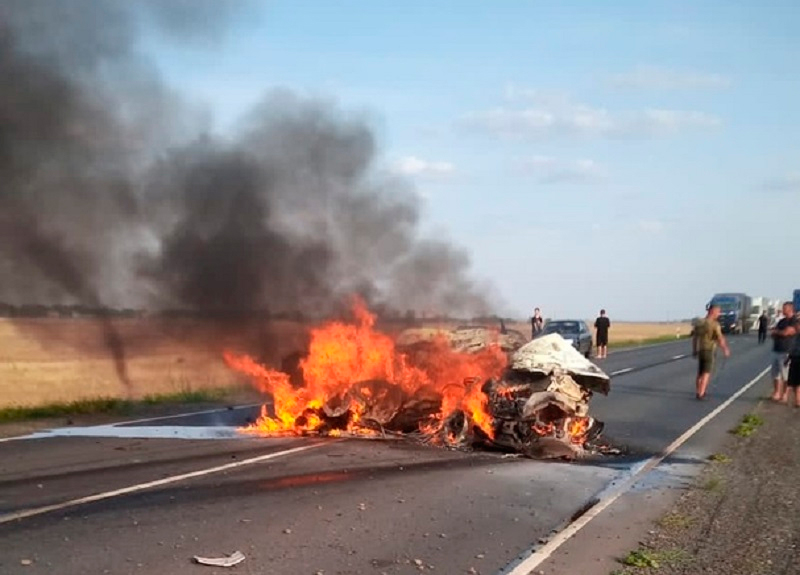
[758,311,769,344]
[530,308,544,340]
[770,301,798,403]
[594,309,611,359]
[692,304,730,400]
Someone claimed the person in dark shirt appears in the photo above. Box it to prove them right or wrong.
[770,302,799,402]
[786,313,800,408]
[594,309,611,359]
[530,307,544,340]
[757,312,769,344]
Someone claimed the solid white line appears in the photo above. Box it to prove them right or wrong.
[0,442,326,524]
[503,364,770,575]
[610,367,633,376]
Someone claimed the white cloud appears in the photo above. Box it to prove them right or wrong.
[518,155,607,184]
[463,98,721,139]
[763,173,800,193]
[609,66,732,90]
[637,219,665,233]
[391,156,455,178]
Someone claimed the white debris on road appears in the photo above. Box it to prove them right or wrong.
[193,550,246,567]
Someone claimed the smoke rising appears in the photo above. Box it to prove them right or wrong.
[0,1,491,329]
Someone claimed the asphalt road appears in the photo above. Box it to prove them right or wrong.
[0,336,774,575]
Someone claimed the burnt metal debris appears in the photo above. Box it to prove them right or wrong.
[415,331,611,459]
[289,328,612,460]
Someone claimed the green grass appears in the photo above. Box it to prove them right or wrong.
[608,334,690,349]
[731,413,764,438]
[701,475,724,492]
[708,453,732,463]
[657,512,692,530]
[0,388,231,423]
[620,548,690,570]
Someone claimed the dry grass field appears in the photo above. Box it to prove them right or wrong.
[0,317,307,409]
[0,317,691,409]
[426,319,693,345]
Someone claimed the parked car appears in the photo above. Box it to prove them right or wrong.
[539,319,593,358]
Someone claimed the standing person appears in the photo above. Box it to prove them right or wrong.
[530,308,544,340]
[786,315,800,408]
[594,309,611,359]
[692,304,731,400]
[758,311,769,344]
[770,301,798,402]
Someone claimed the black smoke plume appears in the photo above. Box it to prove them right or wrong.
[0,1,491,386]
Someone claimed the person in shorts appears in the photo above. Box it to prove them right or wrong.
[771,301,799,402]
[594,309,610,359]
[787,319,800,408]
[692,304,730,400]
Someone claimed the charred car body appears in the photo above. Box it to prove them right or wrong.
[436,332,610,458]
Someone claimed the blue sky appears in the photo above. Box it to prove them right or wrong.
[148,1,799,320]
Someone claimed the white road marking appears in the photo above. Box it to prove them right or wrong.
[503,365,771,575]
[610,367,633,376]
[671,354,687,360]
[0,442,327,524]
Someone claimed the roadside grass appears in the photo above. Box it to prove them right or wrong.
[657,512,692,530]
[708,452,732,463]
[0,387,231,423]
[731,414,764,438]
[615,547,690,571]
[701,475,725,492]
[608,334,691,350]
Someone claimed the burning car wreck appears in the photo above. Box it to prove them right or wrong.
[226,302,611,460]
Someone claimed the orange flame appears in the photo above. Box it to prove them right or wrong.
[225,297,506,439]
[566,416,591,444]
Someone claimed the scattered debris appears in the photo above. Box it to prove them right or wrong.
[192,551,245,567]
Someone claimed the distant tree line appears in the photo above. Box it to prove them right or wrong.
[0,302,517,326]
[0,303,143,318]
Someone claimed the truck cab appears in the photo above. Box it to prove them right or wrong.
[709,293,752,334]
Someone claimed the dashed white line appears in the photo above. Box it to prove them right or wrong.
[672,354,687,360]
[501,365,770,575]
[610,367,633,376]
[0,442,327,524]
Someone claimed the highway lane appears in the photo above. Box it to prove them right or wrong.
[0,336,773,575]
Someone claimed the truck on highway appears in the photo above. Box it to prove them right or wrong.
[709,292,752,334]
[749,296,768,330]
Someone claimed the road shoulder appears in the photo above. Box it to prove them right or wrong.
[538,399,800,575]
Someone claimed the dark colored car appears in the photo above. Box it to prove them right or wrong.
[539,320,593,358]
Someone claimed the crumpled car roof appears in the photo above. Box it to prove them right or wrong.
[509,333,611,394]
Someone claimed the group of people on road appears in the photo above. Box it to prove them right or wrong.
[529,307,611,359]
[693,300,800,406]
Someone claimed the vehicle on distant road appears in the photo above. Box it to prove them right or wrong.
[708,292,752,334]
[539,319,593,357]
